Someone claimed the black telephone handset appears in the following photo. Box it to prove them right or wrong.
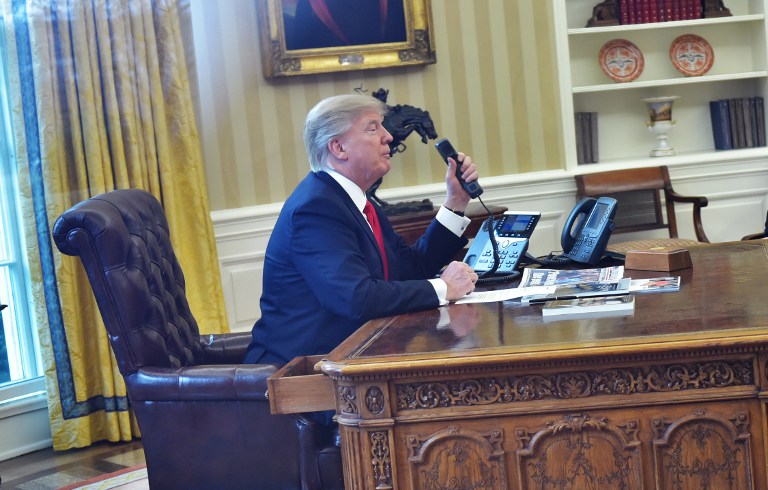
[561,196,618,265]
[463,212,541,275]
[434,138,483,198]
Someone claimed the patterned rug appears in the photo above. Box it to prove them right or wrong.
[59,464,148,490]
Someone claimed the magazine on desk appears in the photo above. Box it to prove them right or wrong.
[519,266,624,287]
[542,294,635,320]
[521,277,631,303]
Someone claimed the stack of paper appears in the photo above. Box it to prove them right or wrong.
[542,295,635,320]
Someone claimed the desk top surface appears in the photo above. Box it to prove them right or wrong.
[321,240,768,376]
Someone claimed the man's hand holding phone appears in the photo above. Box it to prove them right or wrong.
[435,138,483,200]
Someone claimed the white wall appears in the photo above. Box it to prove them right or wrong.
[213,157,768,332]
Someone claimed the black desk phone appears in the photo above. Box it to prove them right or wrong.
[463,211,541,275]
[433,138,614,275]
[561,196,617,265]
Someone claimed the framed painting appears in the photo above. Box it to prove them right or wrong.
[257,0,436,78]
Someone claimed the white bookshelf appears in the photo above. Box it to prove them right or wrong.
[554,0,768,169]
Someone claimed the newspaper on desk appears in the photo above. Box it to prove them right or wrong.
[454,286,555,304]
[518,265,625,287]
[453,266,625,305]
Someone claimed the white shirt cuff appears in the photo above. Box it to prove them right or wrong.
[429,278,449,305]
[436,206,471,237]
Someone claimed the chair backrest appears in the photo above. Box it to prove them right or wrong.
[575,165,680,238]
[52,189,204,376]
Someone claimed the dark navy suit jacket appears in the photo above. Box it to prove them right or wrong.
[243,171,468,365]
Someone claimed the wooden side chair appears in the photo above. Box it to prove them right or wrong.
[575,165,710,253]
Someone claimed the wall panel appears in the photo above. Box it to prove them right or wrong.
[190,0,563,210]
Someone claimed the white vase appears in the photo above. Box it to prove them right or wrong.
[642,96,679,157]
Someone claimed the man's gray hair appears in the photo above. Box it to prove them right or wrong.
[304,94,388,172]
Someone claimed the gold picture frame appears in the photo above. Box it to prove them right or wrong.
[257,0,436,78]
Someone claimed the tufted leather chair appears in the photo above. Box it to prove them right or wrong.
[52,189,343,490]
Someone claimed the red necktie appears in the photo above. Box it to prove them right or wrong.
[363,200,389,280]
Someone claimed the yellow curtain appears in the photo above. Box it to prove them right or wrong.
[1,0,228,450]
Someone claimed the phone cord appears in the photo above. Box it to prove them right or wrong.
[479,215,500,278]
[528,252,573,267]
[473,204,521,284]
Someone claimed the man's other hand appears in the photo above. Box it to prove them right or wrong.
[441,261,479,301]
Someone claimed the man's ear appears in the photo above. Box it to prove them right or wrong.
[328,138,347,160]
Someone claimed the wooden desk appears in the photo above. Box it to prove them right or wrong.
[271,241,768,489]
[388,202,507,245]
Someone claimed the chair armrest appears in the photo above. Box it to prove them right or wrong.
[666,191,710,242]
[666,189,708,207]
[126,364,278,402]
[199,331,252,364]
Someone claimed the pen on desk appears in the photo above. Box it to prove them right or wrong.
[526,292,631,304]
[526,296,577,304]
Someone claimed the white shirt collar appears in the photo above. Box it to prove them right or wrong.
[323,168,367,212]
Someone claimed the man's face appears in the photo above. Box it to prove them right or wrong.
[334,111,393,190]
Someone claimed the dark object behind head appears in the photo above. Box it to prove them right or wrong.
[366,88,438,213]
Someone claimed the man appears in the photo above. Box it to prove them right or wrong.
[243,94,480,366]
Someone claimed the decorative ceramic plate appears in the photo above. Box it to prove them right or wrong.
[599,39,644,83]
[669,34,714,76]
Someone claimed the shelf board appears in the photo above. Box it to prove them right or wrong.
[571,147,768,171]
[568,14,765,35]
[573,71,768,93]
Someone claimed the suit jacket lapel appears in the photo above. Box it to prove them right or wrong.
[313,171,382,252]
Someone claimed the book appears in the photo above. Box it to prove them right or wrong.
[620,0,631,24]
[665,0,674,21]
[685,0,701,19]
[671,0,682,20]
[583,112,593,163]
[649,0,659,22]
[733,97,747,149]
[522,277,631,303]
[578,112,597,164]
[518,266,625,288]
[743,97,754,148]
[728,98,741,148]
[628,276,680,293]
[575,112,586,164]
[542,294,635,319]
[589,112,599,163]
[749,96,759,148]
[639,0,651,23]
[756,96,766,147]
[709,99,733,150]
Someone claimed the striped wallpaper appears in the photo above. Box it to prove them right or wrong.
[189,0,563,210]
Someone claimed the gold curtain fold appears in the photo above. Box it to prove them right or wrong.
[1,0,228,450]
